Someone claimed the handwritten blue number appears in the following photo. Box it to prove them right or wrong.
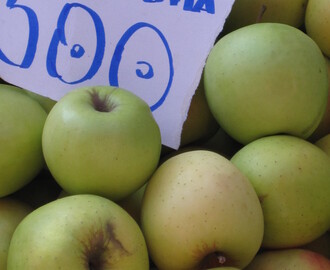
[109,22,174,111]
[0,0,38,68]
[46,3,105,84]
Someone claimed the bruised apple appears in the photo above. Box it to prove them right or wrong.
[7,194,149,269]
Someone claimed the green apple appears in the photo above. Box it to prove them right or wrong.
[244,249,330,270]
[223,0,308,34]
[305,0,330,57]
[7,194,149,269]
[0,84,47,197]
[309,57,330,142]
[180,76,219,147]
[42,86,162,201]
[0,198,32,270]
[315,134,330,157]
[117,182,147,225]
[231,135,330,249]
[141,150,264,270]
[204,23,328,145]
[23,90,56,114]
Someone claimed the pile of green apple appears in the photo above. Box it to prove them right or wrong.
[0,1,330,269]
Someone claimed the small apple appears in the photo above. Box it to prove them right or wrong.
[7,194,149,269]
[0,84,47,197]
[231,135,330,249]
[204,23,328,145]
[42,86,162,201]
[180,76,219,147]
[223,0,308,34]
[0,198,32,270]
[315,134,330,157]
[244,249,330,270]
[141,150,264,270]
[305,0,330,57]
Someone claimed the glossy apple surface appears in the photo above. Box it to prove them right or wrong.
[204,23,328,145]
[141,150,264,270]
[7,194,149,269]
[315,134,330,157]
[0,84,47,197]
[42,86,162,201]
[231,135,330,248]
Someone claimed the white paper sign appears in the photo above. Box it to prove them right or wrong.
[0,0,234,149]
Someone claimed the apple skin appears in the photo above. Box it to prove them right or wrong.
[244,249,330,270]
[204,23,328,145]
[0,198,32,270]
[0,84,47,197]
[231,135,330,249]
[180,76,219,147]
[315,134,330,157]
[309,57,330,142]
[305,0,330,57]
[42,86,162,201]
[7,194,149,269]
[24,90,56,114]
[141,150,264,270]
[223,0,308,34]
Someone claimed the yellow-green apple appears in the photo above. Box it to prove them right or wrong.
[244,249,330,270]
[180,76,219,147]
[42,86,161,201]
[7,194,149,269]
[305,0,330,57]
[141,150,264,270]
[0,84,47,197]
[315,134,330,157]
[0,198,32,270]
[309,57,330,142]
[23,90,56,114]
[117,182,147,225]
[204,23,328,145]
[223,0,308,34]
[231,135,330,249]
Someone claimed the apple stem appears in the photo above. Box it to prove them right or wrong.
[89,89,116,112]
[256,4,267,23]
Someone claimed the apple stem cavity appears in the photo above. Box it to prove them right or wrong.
[89,89,116,113]
[256,4,267,23]
[200,251,229,269]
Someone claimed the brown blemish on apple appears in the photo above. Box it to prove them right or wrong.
[80,222,130,270]
[258,194,268,204]
[193,241,236,269]
[89,89,117,112]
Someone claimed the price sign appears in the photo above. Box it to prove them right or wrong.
[0,0,234,149]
